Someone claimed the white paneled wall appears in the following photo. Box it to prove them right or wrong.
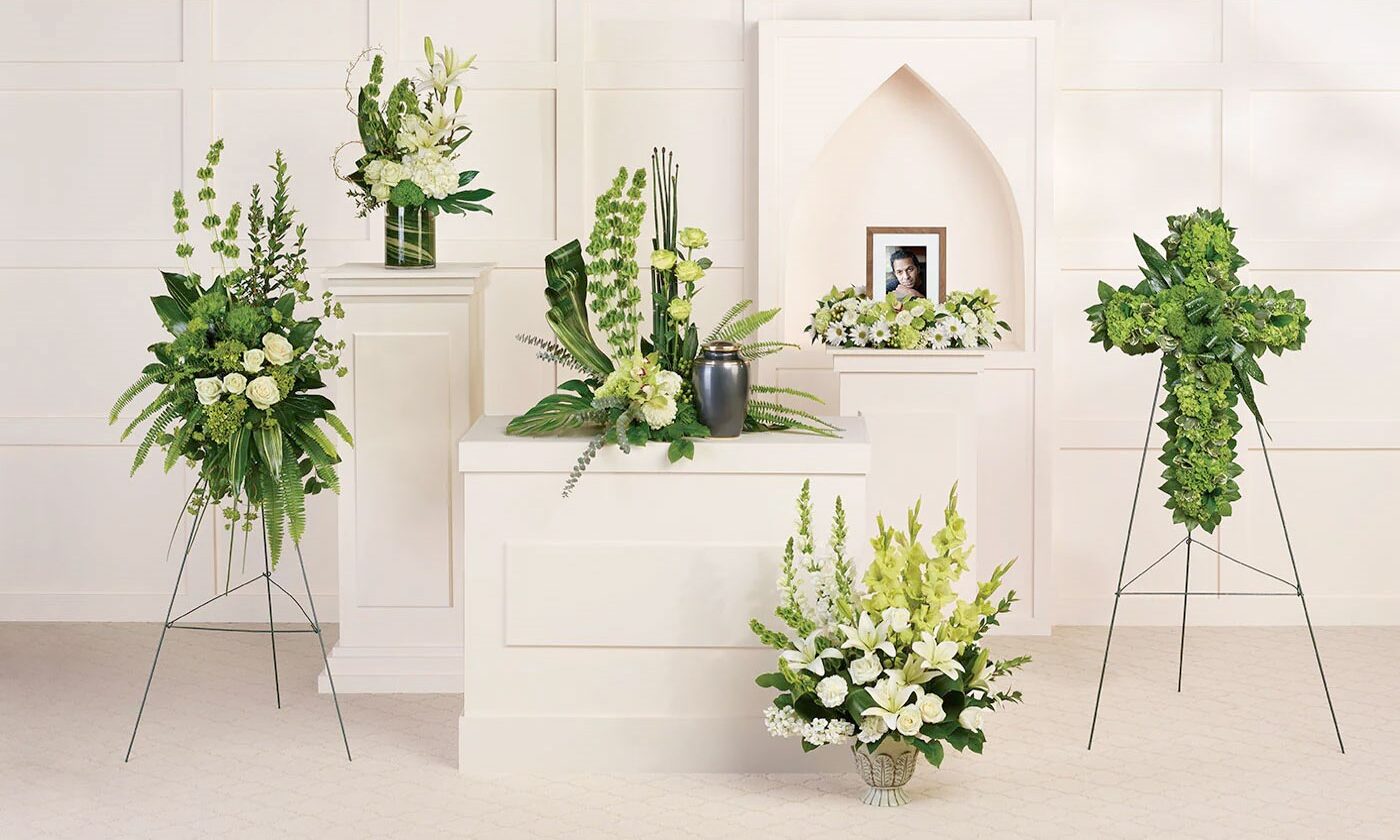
[1,0,1397,625]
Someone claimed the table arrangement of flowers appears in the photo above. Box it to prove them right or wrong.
[109,140,351,569]
[751,481,1029,806]
[336,36,494,268]
[507,148,837,496]
[808,286,1008,349]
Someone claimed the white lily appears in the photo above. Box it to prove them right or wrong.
[780,631,840,677]
[911,631,965,680]
[861,675,918,729]
[839,612,896,658]
[965,660,995,696]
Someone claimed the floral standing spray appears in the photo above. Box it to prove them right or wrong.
[809,287,1009,349]
[109,141,350,570]
[751,482,1028,785]
[508,149,836,495]
[337,37,494,267]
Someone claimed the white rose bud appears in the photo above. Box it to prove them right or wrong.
[882,606,911,634]
[262,333,294,366]
[896,705,923,737]
[815,675,848,709]
[194,377,224,406]
[918,694,946,724]
[242,348,266,373]
[221,373,247,395]
[849,653,882,685]
[245,375,281,410]
[958,706,986,732]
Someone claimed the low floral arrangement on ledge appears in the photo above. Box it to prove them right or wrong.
[808,287,1009,350]
[109,141,350,566]
[507,149,836,496]
[751,481,1027,803]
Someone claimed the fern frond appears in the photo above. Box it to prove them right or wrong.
[713,307,779,344]
[706,299,752,342]
[322,412,354,446]
[281,446,306,544]
[747,400,840,437]
[297,420,340,465]
[562,433,605,498]
[515,333,592,374]
[738,340,796,361]
[163,408,203,473]
[109,372,159,424]
[131,404,180,475]
[314,461,340,493]
[121,389,173,441]
[751,384,826,403]
[261,467,284,568]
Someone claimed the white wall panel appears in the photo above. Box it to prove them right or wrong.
[400,0,556,62]
[213,0,369,61]
[1056,90,1222,243]
[1056,0,1221,64]
[585,0,744,62]
[1250,0,1400,64]
[0,91,182,241]
[444,91,557,241]
[0,0,183,63]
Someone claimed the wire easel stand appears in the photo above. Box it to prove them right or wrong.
[124,496,352,762]
[1087,362,1344,753]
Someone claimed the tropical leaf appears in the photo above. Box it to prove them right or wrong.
[109,372,160,423]
[544,240,613,377]
[161,271,200,315]
[227,425,252,497]
[506,391,605,436]
[260,466,284,567]
[256,421,283,478]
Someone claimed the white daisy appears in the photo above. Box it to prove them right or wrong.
[869,319,892,345]
[945,320,965,343]
[926,327,950,350]
[851,323,872,346]
[823,324,846,345]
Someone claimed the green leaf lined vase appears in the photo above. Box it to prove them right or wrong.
[384,204,436,269]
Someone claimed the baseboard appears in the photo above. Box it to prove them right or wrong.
[458,712,852,773]
[319,643,463,694]
[1055,594,1400,626]
[0,591,339,622]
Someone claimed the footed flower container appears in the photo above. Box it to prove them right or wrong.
[852,738,920,806]
[385,204,436,269]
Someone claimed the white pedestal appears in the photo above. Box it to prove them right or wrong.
[457,416,871,772]
[832,349,983,566]
[320,263,492,693]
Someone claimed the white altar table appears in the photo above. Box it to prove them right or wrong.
[457,416,870,772]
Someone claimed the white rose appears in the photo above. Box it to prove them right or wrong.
[262,333,294,366]
[857,715,888,744]
[882,606,911,634]
[849,653,882,685]
[896,705,923,737]
[242,348,266,373]
[221,373,247,395]
[379,160,405,187]
[245,375,281,410]
[918,694,946,724]
[194,376,224,406]
[958,707,986,732]
[895,310,914,327]
[815,675,848,709]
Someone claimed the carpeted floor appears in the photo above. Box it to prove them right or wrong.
[2,622,1396,839]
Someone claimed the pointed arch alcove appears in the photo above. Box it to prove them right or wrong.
[783,64,1027,346]
[757,20,1055,633]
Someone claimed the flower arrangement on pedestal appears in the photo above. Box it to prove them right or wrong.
[508,149,836,495]
[109,141,351,567]
[337,37,494,268]
[808,287,1008,350]
[751,481,1028,806]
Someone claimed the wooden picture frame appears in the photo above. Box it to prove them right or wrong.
[865,226,947,302]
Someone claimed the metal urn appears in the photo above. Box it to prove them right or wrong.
[691,341,749,438]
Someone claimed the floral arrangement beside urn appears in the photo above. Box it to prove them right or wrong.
[752,481,1029,806]
[337,37,494,268]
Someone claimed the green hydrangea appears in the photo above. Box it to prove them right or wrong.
[204,394,248,444]
[225,304,271,345]
[269,365,296,398]
[211,339,247,371]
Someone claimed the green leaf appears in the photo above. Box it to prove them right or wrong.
[507,391,603,436]
[110,371,161,424]
[1133,235,1171,289]
[913,737,945,767]
[543,240,614,377]
[667,438,695,463]
[457,170,479,187]
[256,421,283,478]
[1097,280,1114,303]
[161,271,200,314]
[287,318,319,351]
[151,295,189,334]
[755,671,791,690]
[227,425,251,497]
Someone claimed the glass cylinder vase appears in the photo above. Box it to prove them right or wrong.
[384,204,436,269]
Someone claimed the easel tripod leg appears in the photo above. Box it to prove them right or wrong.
[1177,533,1191,693]
[295,542,352,761]
[262,524,281,709]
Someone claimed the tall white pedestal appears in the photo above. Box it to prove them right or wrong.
[458,416,871,772]
[832,349,983,567]
[320,263,491,693]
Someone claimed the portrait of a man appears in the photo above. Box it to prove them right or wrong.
[866,226,946,302]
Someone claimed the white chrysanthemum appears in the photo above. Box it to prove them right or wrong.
[823,325,846,345]
[869,319,892,345]
[840,307,859,326]
[640,394,678,429]
[764,704,803,739]
[850,324,871,347]
[405,149,457,199]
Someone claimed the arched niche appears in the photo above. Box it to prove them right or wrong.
[782,65,1025,348]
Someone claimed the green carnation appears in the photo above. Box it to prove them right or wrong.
[896,325,922,349]
[668,297,692,323]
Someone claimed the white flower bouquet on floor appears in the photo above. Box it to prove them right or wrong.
[808,287,1009,350]
[750,482,1029,769]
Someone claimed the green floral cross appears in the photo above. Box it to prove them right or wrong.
[1086,208,1309,533]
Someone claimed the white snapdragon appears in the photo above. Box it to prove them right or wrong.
[802,718,855,747]
[763,704,803,739]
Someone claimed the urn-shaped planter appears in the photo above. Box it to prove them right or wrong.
[691,341,749,437]
[852,737,920,806]
[384,204,436,269]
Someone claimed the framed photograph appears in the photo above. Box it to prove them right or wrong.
[866,226,946,302]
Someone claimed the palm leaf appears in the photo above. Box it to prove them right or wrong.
[544,240,613,377]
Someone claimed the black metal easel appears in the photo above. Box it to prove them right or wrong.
[124,492,351,762]
[1087,363,1344,753]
